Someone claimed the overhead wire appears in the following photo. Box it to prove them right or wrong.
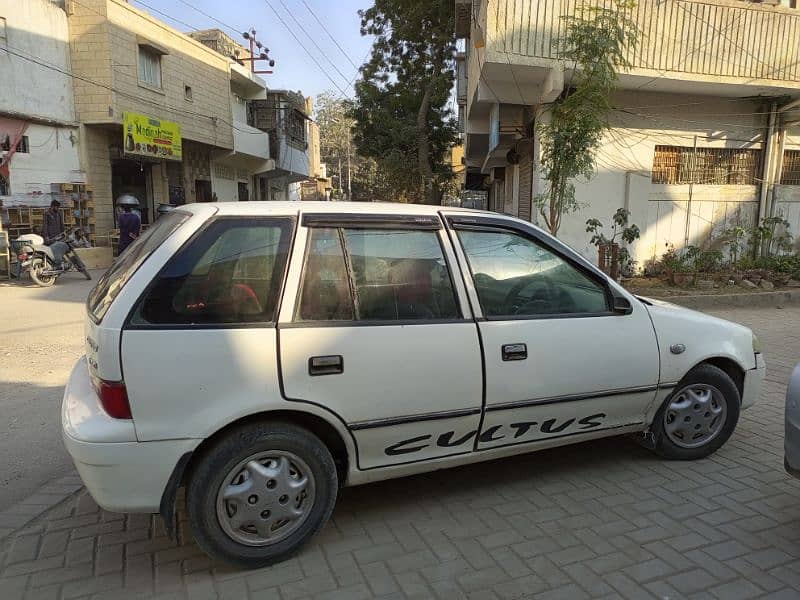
[260,0,349,97]
[299,0,360,70]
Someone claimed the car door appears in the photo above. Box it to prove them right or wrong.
[278,213,483,470]
[121,216,294,441]
[445,213,660,451]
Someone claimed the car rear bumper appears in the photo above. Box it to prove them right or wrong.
[785,364,800,479]
[741,353,765,410]
[62,357,199,513]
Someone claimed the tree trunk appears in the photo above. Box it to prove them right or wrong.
[417,80,436,205]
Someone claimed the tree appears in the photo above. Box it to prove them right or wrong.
[350,0,458,204]
[535,0,638,236]
[315,91,397,201]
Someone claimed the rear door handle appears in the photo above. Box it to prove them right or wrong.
[502,343,527,361]
[309,355,344,376]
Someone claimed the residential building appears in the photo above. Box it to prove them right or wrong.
[456,0,800,268]
[188,29,274,203]
[66,0,247,235]
[190,29,322,203]
[250,90,314,201]
[0,0,84,203]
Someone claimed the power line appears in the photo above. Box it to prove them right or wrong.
[260,0,349,97]
[174,0,242,38]
[132,0,201,32]
[299,0,359,70]
[4,43,272,136]
[274,0,352,87]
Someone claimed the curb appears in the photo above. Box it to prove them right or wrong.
[0,471,83,542]
[650,288,800,310]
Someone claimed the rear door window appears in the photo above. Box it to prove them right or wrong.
[131,217,293,325]
[88,211,189,322]
[295,226,460,322]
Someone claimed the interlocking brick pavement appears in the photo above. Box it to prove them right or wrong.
[1,306,800,599]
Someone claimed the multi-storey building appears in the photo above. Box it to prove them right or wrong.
[456,0,800,267]
[0,0,84,203]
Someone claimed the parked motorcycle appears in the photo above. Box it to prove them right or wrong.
[20,231,92,287]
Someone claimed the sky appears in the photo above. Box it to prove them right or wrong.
[132,0,375,101]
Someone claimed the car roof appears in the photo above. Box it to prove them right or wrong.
[176,201,496,218]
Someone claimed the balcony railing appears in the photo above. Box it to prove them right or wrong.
[487,0,800,84]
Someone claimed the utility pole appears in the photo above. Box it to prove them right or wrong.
[241,29,276,74]
[346,138,352,201]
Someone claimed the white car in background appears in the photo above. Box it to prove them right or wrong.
[62,202,765,568]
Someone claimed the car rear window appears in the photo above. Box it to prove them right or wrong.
[87,211,189,323]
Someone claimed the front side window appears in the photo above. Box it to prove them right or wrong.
[138,46,162,88]
[457,229,608,317]
[296,227,460,322]
[133,218,292,325]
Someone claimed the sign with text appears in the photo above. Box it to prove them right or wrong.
[122,112,182,161]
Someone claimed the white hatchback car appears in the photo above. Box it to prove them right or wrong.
[63,202,765,568]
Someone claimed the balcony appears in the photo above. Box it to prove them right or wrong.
[233,123,270,162]
[467,0,800,110]
[264,133,310,182]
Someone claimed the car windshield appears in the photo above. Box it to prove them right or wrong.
[87,211,189,322]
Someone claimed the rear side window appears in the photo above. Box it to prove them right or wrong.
[88,211,189,322]
[296,227,460,322]
[132,217,293,325]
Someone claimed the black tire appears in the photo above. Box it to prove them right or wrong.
[652,364,740,460]
[29,257,57,287]
[186,421,338,569]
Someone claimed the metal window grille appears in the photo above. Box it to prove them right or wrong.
[780,150,800,185]
[652,145,762,185]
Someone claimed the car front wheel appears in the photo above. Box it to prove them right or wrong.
[187,422,338,568]
[652,364,741,460]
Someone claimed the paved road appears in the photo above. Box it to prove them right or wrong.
[0,273,97,508]
[0,296,799,598]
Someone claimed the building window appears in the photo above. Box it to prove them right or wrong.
[781,150,800,185]
[651,145,762,185]
[0,174,8,195]
[287,109,306,146]
[1,135,28,153]
[184,84,193,101]
[138,46,162,88]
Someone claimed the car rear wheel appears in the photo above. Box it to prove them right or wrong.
[187,422,338,568]
[652,364,740,460]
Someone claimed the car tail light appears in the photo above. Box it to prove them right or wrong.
[92,377,132,419]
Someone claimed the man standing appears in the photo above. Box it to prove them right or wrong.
[43,199,64,245]
[116,195,141,255]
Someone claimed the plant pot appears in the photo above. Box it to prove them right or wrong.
[672,271,696,287]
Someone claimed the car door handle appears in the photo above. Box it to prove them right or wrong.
[308,355,344,376]
[502,343,527,361]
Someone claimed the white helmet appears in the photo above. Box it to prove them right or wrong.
[115,194,140,207]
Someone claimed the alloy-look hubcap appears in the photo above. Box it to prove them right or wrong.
[663,384,727,449]
[216,451,315,546]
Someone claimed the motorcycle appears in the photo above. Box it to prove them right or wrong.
[19,231,92,287]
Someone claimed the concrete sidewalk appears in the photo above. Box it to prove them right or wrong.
[1,306,799,599]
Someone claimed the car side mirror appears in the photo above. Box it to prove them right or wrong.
[612,295,633,315]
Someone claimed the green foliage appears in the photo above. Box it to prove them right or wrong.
[737,254,800,280]
[316,92,398,201]
[750,216,793,257]
[585,207,641,247]
[722,225,747,265]
[657,243,723,275]
[350,0,458,204]
[536,0,638,235]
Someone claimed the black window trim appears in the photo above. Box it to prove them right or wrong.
[291,221,467,327]
[447,216,620,321]
[89,209,194,325]
[302,213,441,230]
[123,215,297,331]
